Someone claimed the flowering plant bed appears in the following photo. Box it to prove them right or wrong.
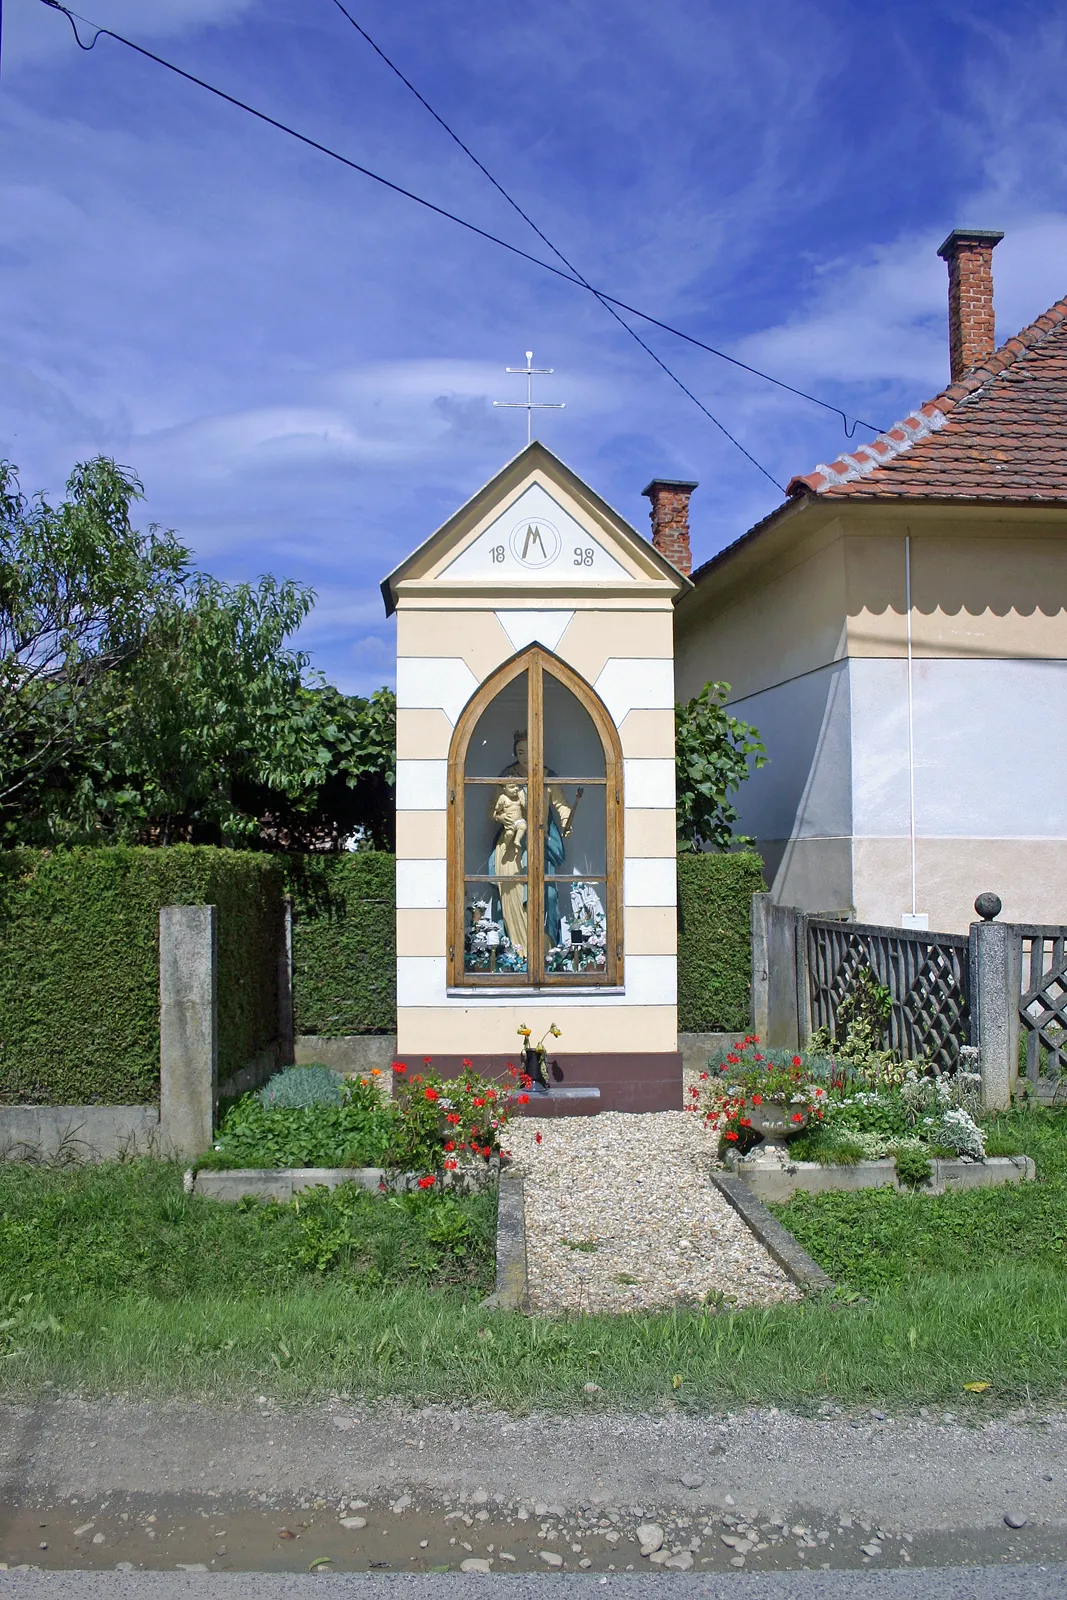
[697,1037,991,1187]
[387,1059,521,1182]
[200,1059,521,1188]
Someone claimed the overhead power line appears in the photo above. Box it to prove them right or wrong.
[323,0,880,451]
[325,0,783,489]
[41,1,884,488]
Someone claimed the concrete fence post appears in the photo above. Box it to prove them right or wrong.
[277,896,295,1066]
[750,894,802,1050]
[970,916,1021,1112]
[159,904,218,1159]
[750,892,771,1038]
[794,912,811,1050]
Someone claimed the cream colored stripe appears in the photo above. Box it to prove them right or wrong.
[397,1005,677,1055]
[624,808,677,856]
[625,905,677,955]
[396,811,447,859]
[397,909,447,958]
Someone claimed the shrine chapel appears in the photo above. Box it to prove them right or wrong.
[381,441,690,1111]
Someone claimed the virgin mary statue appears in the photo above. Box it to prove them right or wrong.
[488,730,573,957]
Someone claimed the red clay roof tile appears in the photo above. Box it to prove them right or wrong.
[786,295,1067,501]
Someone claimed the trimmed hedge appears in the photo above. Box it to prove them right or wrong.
[286,850,761,1039]
[287,853,395,1036]
[0,847,283,1106]
[677,851,765,1033]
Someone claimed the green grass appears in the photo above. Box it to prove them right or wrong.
[2,1264,1065,1410]
[2,1111,1066,1412]
[773,1108,1067,1294]
[0,1160,495,1299]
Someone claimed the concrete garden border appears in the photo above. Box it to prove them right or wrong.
[188,1158,500,1202]
[482,1174,528,1312]
[726,1153,1036,1205]
[710,1172,833,1293]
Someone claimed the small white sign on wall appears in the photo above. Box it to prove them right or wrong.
[441,483,630,583]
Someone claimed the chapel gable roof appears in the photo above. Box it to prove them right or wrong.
[787,294,1067,501]
[380,440,690,615]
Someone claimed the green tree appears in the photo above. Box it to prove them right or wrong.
[0,458,188,824]
[675,680,766,853]
[0,456,396,851]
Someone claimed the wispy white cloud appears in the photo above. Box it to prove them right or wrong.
[4,0,260,69]
[2,0,1065,698]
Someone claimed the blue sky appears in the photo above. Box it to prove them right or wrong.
[2,0,1066,693]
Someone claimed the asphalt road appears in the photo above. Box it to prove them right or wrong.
[2,1564,1067,1598]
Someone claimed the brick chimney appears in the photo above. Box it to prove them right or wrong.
[641,478,697,577]
[936,228,1004,382]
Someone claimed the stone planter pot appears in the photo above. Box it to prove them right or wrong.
[739,1101,810,1165]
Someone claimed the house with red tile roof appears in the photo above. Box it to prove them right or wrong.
[672,230,1067,933]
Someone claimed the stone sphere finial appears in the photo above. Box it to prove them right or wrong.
[974,892,1002,921]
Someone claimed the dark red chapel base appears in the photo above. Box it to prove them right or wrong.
[405,1053,683,1116]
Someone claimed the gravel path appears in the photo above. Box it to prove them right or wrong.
[506,1111,799,1314]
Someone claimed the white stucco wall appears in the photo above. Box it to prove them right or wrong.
[724,663,854,912]
[851,657,1067,839]
[724,656,1067,927]
[850,656,1067,929]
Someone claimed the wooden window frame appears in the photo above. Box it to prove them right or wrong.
[447,646,624,989]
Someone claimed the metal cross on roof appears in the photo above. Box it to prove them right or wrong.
[493,350,565,446]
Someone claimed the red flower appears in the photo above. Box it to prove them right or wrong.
[413,1074,423,1083]
[417,1175,436,1188]
[424,1087,439,1102]
[751,1094,763,1105]
[472,1097,485,1109]
[520,1073,532,1089]
[791,1111,803,1123]
[446,1113,461,1125]
[740,1118,751,1127]
[393,1063,407,1074]
[792,1055,802,1067]
[753,1052,763,1062]
[482,1145,492,1158]
[462,1058,473,1068]
[725,1131,739,1142]
[444,1159,457,1171]
[700,1070,708,1080]
[424,1056,433,1065]
[517,1093,530,1105]
[726,1054,740,1065]
[534,1131,543,1145]
[688,1086,699,1098]
[444,1140,456,1152]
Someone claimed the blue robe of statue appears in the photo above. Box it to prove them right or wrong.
[488,765,566,950]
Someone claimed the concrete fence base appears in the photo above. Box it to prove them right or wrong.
[0,1105,160,1163]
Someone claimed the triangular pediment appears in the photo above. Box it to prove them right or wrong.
[441,482,629,582]
[381,442,688,614]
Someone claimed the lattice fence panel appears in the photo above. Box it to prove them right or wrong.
[1017,928,1067,1099]
[806,919,970,1072]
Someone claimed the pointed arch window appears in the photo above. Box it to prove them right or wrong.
[448,647,623,988]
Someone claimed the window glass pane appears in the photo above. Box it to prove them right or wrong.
[463,879,528,975]
[544,781,606,879]
[545,881,609,975]
[464,671,528,778]
[543,673,605,778]
[465,780,529,877]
